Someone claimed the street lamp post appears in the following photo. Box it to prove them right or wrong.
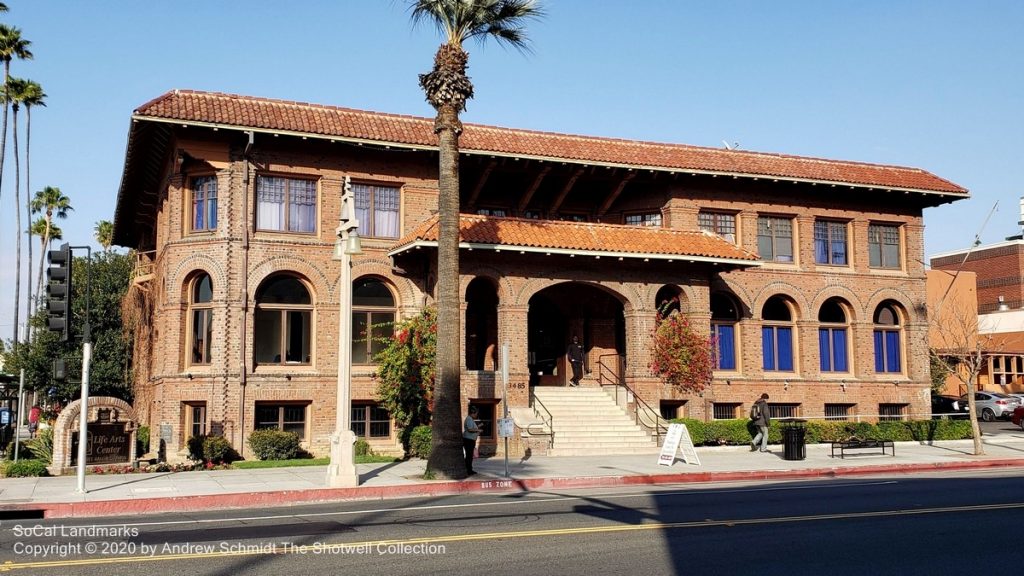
[327,176,362,488]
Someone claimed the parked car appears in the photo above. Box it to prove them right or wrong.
[930,395,968,419]
[959,392,1022,422]
[1012,406,1024,430]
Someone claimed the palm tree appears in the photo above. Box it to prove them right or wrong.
[94,220,113,251]
[410,0,543,479]
[22,79,45,334]
[0,25,31,211]
[30,217,62,249]
[31,186,73,308]
[4,76,28,343]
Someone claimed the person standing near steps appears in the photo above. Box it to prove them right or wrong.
[463,405,481,476]
[567,335,585,387]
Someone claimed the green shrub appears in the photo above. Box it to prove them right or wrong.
[2,459,49,477]
[407,425,432,459]
[187,434,239,464]
[672,418,973,446]
[248,429,300,461]
[136,426,150,456]
[354,438,371,457]
[25,429,53,464]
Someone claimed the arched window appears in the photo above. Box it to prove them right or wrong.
[466,278,498,370]
[352,278,395,364]
[873,302,903,373]
[762,296,795,372]
[656,285,682,317]
[711,293,739,370]
[255,275,312,365]
[188,274,213,365]
[818,298,850,373]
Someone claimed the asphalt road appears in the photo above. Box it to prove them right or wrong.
[2,468,1023,575]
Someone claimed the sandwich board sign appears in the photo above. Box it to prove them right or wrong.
[658,423,700,466]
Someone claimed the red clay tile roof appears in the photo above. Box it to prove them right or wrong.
[389,214,761,265]
[135,90,967,196]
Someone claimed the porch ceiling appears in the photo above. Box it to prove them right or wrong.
[388,214,761,267]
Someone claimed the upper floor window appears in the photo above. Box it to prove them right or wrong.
[354,183,400,238]
[814,220,848,265]
[869,224,901,269]
[711,292,739,371]
[757,216,794,263]
[762,296,795,372]
[352,278,396,364]
[189,274,213,365]
[254,275,312,366]
[559,212,589,222]
[625,212,662,227]
[818,298,849,373]
[257,176,317,233]
[699,211,736,243]
[873,302,903,373]
[522,210,542,219]
[476,208,507,217]
[190,176,217,232]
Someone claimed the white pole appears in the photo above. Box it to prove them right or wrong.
[502,342,509,478]
[76,341,92,493]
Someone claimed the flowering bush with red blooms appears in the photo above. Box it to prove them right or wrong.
[374,307,437,430]
[650,302,715,393]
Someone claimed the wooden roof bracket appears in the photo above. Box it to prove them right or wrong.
[549,167,585,214]
[597,172,636,217]
[516,165,552,213]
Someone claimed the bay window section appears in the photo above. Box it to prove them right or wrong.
[190,176,217,232]
[256,176,317,233]
[354,183,400,238]
[814,220,847,265]
[757,216,794,263]
[352,278,396,364]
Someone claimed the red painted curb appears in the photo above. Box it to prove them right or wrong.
[4,458,1023,519]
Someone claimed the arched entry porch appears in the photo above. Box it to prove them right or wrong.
[527,282,625,387]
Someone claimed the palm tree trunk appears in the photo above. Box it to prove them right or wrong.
[426,103,467,479]
[25,105,32,340]
[35,214,51,312]
[11,102,20,344]
[0,60,8,214]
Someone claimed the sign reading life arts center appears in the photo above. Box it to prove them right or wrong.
[70,425,131,466]
[658,423,700,466]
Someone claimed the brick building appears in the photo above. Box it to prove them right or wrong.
[112,90,967,459]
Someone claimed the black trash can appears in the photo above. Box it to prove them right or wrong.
[781,418,807,461]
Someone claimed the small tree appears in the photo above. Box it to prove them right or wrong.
[374,308,437,437]
[650,301,714,394]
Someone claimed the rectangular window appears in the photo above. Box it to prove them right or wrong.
[191,176,217,232]
[191,308,213,365]
[352,311,395,364]
[873,330,902,373]
[256,176,317,233]
[625,212,662,227]
[559,212,589,222]
[476,208,507,217]
[824,404,854,421]
[183,402,207,439]
[814,220,847,265]
[767,404,799,419]
[879,403,907,422]
[762,326,794,371]
[254,310,312,365]
[659,401,687,420]
[473,403,497,440]
[351,403,392,439]
[354,183,400,238]
[757,216,794,263]
[712,323,736,370]
[819,328,848,372]
[868,224,901,269]
[699,211,736,243]
[522,210,542,219]
[712,403,741,420]
[991,355,1024,386]
[254,402,308,439]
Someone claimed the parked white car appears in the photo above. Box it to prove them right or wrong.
[959,392,1022,422]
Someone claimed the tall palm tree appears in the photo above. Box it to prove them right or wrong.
[31,186,73,308]
[4,76,28,343]
[21,79,45,335]
[0,25,31,211]
[94,220,113,251]
[410,0,543,479]
[30,217,62,249]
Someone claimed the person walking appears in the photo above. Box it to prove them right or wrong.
[567,335,585,387]
[750,393,771,452]
[463,405,482,476]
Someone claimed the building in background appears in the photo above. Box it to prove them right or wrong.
[113,90,967,460]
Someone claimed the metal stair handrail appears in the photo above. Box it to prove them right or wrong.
[597,353,669,445]
[528,393,554,449]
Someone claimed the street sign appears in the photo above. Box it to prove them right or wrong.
[497,417,514,438]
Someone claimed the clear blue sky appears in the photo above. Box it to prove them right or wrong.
[1,0,1022,338]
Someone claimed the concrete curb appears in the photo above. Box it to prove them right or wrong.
[6,457,1024,519]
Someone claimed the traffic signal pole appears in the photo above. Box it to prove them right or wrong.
[73,246,91,493]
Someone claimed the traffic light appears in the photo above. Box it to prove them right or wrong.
[46,243,72,341]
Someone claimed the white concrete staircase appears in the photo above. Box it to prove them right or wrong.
[532,386,661,456]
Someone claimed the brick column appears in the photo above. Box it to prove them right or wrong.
[498,305,530,407]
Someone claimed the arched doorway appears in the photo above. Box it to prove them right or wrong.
[466,277,499,370]
[528,283,625,386]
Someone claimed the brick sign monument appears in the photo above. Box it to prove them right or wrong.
[49,397,140,475]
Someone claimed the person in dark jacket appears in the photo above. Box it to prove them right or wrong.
[750,393,771,452]
[567,335,585,387]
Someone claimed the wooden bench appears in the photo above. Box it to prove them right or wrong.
[830,439,895,459]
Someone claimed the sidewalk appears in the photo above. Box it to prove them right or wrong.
[3,436,1024,519]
